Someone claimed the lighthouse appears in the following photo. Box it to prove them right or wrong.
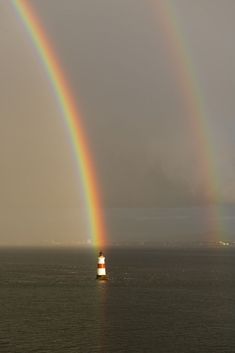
[96,251,108,281]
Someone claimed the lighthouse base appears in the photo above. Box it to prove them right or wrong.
[96,275,108,281]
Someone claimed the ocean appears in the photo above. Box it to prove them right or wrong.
[0,247,234,353]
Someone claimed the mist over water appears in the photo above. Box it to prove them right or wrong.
[0,205,235,246]
[106,205,235,245]
[0,247,234,353]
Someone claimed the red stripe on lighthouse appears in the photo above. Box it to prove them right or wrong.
[98,264,105,268]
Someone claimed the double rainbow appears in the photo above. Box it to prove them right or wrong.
[12,0,221,245]
[12,0,106,248]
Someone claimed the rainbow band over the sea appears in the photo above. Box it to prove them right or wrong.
[155,1,222,241]
[12,0,106,248]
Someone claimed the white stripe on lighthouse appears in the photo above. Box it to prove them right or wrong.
[98,256,105,265]
[97,267,106,276]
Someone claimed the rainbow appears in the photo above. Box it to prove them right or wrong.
[154,1,222,241]
[12,0,106,248]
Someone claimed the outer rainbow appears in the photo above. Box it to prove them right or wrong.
[154,0,222,241]
[12,0,106,248]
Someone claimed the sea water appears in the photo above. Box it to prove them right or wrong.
[0,247,234,353]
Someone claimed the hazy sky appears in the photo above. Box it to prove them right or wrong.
[1,0,235,245]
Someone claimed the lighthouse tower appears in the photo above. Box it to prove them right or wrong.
[96,251,108,281]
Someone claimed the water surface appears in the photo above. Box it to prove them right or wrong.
[0,247,234,352]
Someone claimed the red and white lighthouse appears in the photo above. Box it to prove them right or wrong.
[96,251,108,280]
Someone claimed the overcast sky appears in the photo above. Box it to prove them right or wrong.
[1,0,235,245]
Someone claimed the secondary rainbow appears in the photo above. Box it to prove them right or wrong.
[12,0,106,248]
[154,0,222,240]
